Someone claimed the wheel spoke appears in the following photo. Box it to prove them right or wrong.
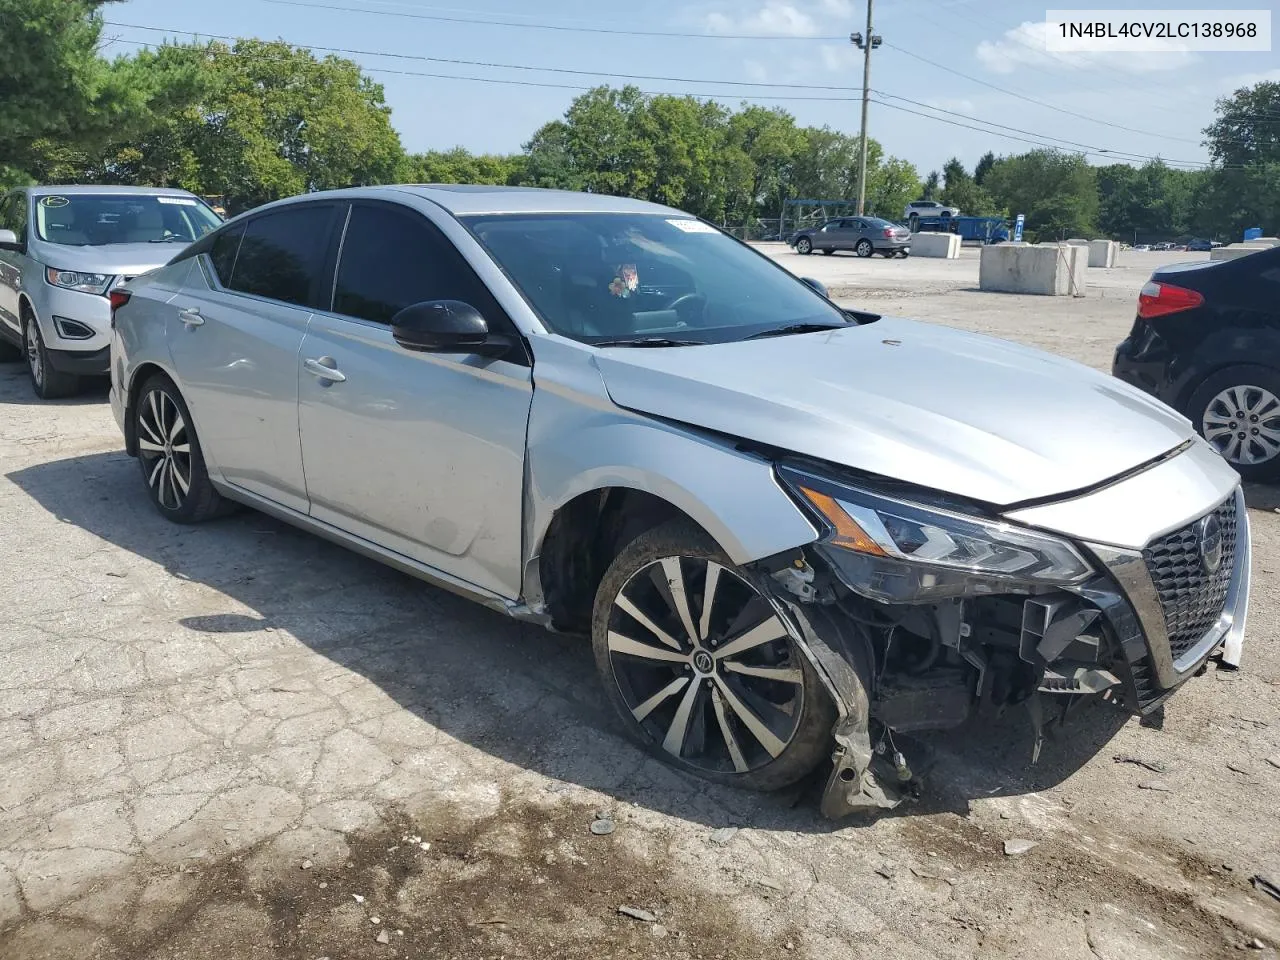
[631,675,689,723]
[661,557,700,643]
[615,592,683,652]
[712,675,786,758]
[171,442,190,454]
[661,678,702,757]
[138,437,165,453]
[147,391,163,440]
[712,614,787,661]
[168,410,185,443]
[698,562,722,643]
[607,630,689,664]
[172,458,191,495]
[167,458,182,504]
[722,661,803,684]
[147,456,164,490]
[139,407,164,446]
[711,687,749,773]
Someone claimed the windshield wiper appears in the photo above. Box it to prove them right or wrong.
[149,236,190,243]
[591,337,704,348]
[745,322,848,340]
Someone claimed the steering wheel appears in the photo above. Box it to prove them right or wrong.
[667,292,707,322]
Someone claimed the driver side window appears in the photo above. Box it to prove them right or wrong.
[1,193,26,240]
[332,204,511,334]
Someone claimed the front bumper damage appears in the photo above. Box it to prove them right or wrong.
[754,458,1250,820]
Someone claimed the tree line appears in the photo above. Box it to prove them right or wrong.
[3,0,1276,244]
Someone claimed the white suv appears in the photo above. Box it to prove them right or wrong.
[903,200,960,221]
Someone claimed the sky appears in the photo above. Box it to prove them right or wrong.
[103,0,1280,177]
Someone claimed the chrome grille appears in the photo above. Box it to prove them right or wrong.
[1142,496,1237,660]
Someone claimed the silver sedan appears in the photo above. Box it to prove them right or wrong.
[109,186,1249,817]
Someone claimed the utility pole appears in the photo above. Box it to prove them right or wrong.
[851,0,881,216]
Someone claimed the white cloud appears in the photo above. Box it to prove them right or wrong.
[705,2,819,37]
[818,43,857,72]
[819,0,854,16]
[976,20,1197,76]
[923,98,975,115]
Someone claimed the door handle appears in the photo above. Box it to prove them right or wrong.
[178,307,204,328]
[303,356,346,383]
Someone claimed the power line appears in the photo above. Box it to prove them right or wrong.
[259,0,847,41]
[105,20,865,91]
[881,41,1203,145]
[110,25,1238,168]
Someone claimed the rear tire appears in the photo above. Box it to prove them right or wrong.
[134,373,230,523]
[591,519,835,792]
[855,239,873,258]
[24,315,80,399]
[1186,365,1280,482]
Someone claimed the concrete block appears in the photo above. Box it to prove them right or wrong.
[1210,245,1264,262]
[910,232,961,258]
[1066,238,1089,246]
[979,243,1086,296]
[1243,236,1280,248]
[1088,239,1117,268]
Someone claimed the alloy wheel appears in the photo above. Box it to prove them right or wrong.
[137,388,193,509]
[796,238,812,255]
[855,239,873,258]
[1202,384,1280,465]
[605,556,805,775]
[25,322,42,386]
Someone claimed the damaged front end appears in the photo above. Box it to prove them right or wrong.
[755,464,1250,819]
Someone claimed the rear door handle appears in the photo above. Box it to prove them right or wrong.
[178,307,204,328]
[303,356,346,383]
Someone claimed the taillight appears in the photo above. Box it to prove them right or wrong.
[883,228,894,238]
[108,289,131,329]
[1137,280,1203,319]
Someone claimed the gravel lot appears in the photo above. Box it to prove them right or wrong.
[1,248,1278,959]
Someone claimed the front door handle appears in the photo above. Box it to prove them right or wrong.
[178,307,204,328]
[303,356,346,383]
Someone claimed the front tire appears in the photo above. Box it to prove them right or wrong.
[24,316,80,399]
[1187,365,1280,482]
[134,374,229,523]
[591,519,835,792]
[855,239,873,258]
[795,237,813,255]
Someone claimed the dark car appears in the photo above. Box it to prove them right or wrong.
[1186,238,1214,252]
[1113,246,1280,481]
[791,217,911,258]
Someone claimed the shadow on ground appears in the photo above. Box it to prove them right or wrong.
[8,450,1130,832]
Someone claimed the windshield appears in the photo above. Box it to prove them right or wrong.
[34,193,222,246]
[462,213,848,345]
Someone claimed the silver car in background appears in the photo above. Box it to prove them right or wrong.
[0,185,221,398]
[109,186,1250,817]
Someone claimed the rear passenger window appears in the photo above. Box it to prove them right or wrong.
[228,205,335,307]
[333,204,506,328]
[209,225,244,286]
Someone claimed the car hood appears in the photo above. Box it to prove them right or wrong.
[30,240,181,276]
[593,317,1195,506]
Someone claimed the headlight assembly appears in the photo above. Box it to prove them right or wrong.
[46,268,113,295]
[779,466,1093,602]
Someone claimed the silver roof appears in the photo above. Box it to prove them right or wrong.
[26,184,201,197]
[395,185,684,216]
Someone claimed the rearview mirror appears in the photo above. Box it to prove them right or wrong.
[390,300,511,357]
[800,277,829,298]
[0,229,21,252]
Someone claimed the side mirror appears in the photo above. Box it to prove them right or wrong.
[800,277,829,298]
[0,228,21,252]
[390,300,511,357]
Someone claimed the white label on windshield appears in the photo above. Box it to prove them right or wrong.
[667,218,717,234]
[157,196,197,205]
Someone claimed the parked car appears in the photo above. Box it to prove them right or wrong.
[790,217,911,258]
[1186,238,1214,252]
[903,200,959,223]
[111,186,1249,817]
[1114,245,1280,481]
[0,185,222,398]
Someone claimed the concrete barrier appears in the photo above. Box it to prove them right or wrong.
[910,232,961,258]
[1210,245,1264,262]
[1088,239,1117,268]
[980,243,1086,296]
[1244,236,1280,248]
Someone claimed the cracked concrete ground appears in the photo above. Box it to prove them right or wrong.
[1,252,1279,958]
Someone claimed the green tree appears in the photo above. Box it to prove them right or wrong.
[984,150,1098,238]
[400,147,521,186]
[1095,160,1206,242]
[1205,81,1280,168]
[865,157,920,220]
[922,170,940,200]
[939,156,1001,216]
[974,151,996,186]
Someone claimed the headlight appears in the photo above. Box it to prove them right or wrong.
[46,268,113,295]
[780,467,1093,602]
